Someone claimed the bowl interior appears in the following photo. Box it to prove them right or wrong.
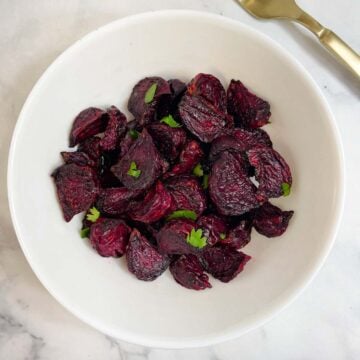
[8,11,344,348]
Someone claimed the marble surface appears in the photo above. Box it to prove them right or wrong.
[0,0,359,358]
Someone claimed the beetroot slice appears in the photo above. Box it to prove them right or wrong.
[78,136,101,162]
[187,73,227,113]
[227,80,271,129]
[201,245,251,282]
[253,202,294,237]
[168,79,187,102]
[69,107,108,147]
[179,94,233,143]
[61,151,95,167]
[157,219,197,255]
[247,147,292,199]
[170,254,211,290]
[52,163,99,222]
[100,106,127,151]
[196,214,227,246]
[126,229,170,281]
[209,152,260,216]
[111,129,168,190]
[128,181,173,223]
[221,218,252,249]
[90,218,131,257]
[166,176,207,217]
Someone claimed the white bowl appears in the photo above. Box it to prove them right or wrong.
[8,10,344,348]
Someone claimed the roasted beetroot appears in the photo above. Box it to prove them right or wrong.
[196,214,227,246]
[61,151,95,167]
[111,129,168,190]
[253,202,294,237]
[221,218,252,249]
[170,254,211,290]
[227,80,271,129]
[69,107,108,147]
[52,163,99,222]
[90,218,131,257]
[77,136,101,162]
[126,229,170,281]
[168,78,187,102]
[247,147,292,199]
[201,245,251,282]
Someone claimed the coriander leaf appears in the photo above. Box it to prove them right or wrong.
[80,227,90,238]
[167,209,197,221]
[86,207,100,223]
[220,233,226,240]
[202,174,209,189]
[160,114,181,128]
[127,161,141,178]
[193,163,204,177]
[186,228,207,249]
[281,182,291,196]
[144,83,157,104]
[129,129,139,140]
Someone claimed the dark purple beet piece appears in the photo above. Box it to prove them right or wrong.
[178,94,233,143]
[128,77,171,127]
[129,181,173,223]
[157,219,196,255]
[201,245,251,282]
[52,163,99,222]
[253,202,294,237]
[90,218,131,257]
[227,80,271,129]
[166,176,207,217]
[147,123,187,163]
[111,129,168,190]
[196,214,227,246]
[168,79,187,100]
[188,73,227,112]
[119,131,136,158]
[61,151,95,167]
[221,218,252,249]
[126,229,170,281]
[69,107,108,147]
[100,106,127,151]
[78,136,101,162]
[247,147,292,199]
[164,140,204,178]
[96,187,142,216]
[170,254,211,290]
[210,128,272,161]
[209,152,260,216]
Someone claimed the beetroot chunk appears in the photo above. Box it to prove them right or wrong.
[196,214,227,246]
[247,147,292,199]
[170,254,211,290]
[147,123,187,163]
[78,136,101,162]
[126,229,170,281]
[157,219,196,255]
[52,163,99,222]
[61,151,95,167]
[187,73,227,112]
[253,202,294,237]
[111,129,168,190]
[168,79,187,102]
[129,181,173,223]
[100,106,127,151]
[221,218,252,249]
[209,152,260,216]
[90,218,131,257]
[69,107,108,147]
[128,77,171,127]
[201,245,251,282]
[227,80,271,129]
[179,94,233,143]
[166,176,207,217]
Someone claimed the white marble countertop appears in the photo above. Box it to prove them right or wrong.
[0,0,359,359]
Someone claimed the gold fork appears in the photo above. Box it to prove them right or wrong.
[237,0,360,79]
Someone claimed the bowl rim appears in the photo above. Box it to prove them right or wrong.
[7,9,345,349]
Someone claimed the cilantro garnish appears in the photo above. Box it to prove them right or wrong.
[80,227,90,238]
[220,233,226,240]
[160,114,181,128]
[281,182,291,196]
[193,163,204,177]
[127,161,141,178]
[129,129,139,140]
[144,83,157,104]
[202,174,209,189]
[86,207,100,223]
[167,209,197,221]
[186,228,207,249]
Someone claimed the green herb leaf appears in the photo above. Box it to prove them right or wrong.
[129,129,139,140]
[160,114,181,128]
[220,233,226,240]
[167,209,197,221]
[127,161,141,178]
[202,174,209,189]
[86,207,100,223]
[144,83,157,104]
[193,163,204,177]
[281,182,291,196]
[80,227,90,238]
[186,228,207,249]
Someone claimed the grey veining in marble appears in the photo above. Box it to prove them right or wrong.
[0,0,359,359]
